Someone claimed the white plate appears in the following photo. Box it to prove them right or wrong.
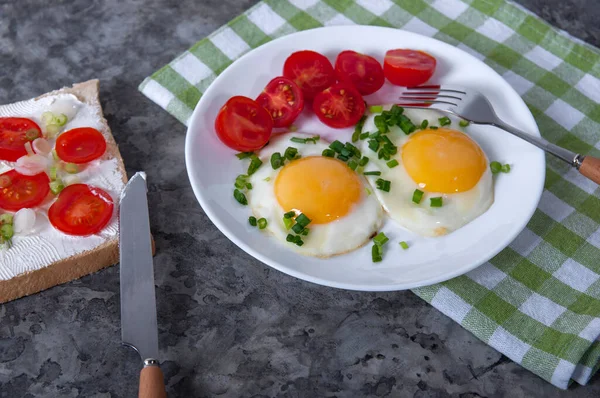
[185,26,545,291]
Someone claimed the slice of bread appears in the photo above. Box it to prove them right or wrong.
[0,80,126,303]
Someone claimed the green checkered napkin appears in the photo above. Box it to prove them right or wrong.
[139,0,600,389]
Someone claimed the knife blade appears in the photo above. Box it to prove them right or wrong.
[119,172,166,398]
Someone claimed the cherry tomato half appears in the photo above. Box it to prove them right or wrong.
[0,170,50,211]
[55,127,107,164]
[312,83,366,129]
[334,50,385,95]
[48,184,114,236]
[256,76,304,128]
[283,50,336,101]
[383,49,437,87]
[215,96,273,151]
[0,118,42,162]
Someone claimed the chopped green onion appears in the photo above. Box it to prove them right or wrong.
[283,217,294,230]
[412,189,424,204]
[46,124,60,137]
[374,114,389,134]
[430,197,443,207]
[247,156,262,175]
[369,105,384,113]
[295,213,311,228]
[286,234,295,242]
[345,142,361,158]
[306,135,320,144]
[337,154,349,162]
[1,224,13,240]
[233,189,248,205]
[64,163,79,174]
[41,111,55,125]
[235,174,249,189]
[340,148,351,157]
[376,178,391,192]
[52,149,59,161]
[363,171,381,176]
[236,152,254,159]
[329,140,344,153]
[295,237,304,247]
[246,183,252,190]
[257,218,267,230]
[0,214,13,225]
[286,233,304,246]
[348,159,358,170]
[301,228,309,236]
[290,137,306,144]
[365,187,372,196]
[398,115,417,134]
[284,147,299,160]
[352,115,367,142]
[359,132,370,140]
[25,129,40,141]
[490,161,502,174]
[284,211,295,219]
[55,113,68,126]
[373,232,389,246]
[430,126,438,130]
[359,156,369,167]
[292,223,305,234]
[459,119,470,127]
[371,244,382,262]
[271,152,283,169]
[368,139,379,152]
[263,177,271,182]
[248,216,257,227]
[322,149,335,158]
[289,125,298,132]
[438,116,451,126]
[386,159,399,168]
[49,166,58,181]
[50,180,65,195]
[399,241,409,250]
[501,164,511,173]
[420,119,429,129]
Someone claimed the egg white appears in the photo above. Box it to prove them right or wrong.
[358,107,494,237]
[247,133,384,257]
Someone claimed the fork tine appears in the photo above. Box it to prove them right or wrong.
[398,97,458,106]
[406,85,467,94]
[401,93,463,101]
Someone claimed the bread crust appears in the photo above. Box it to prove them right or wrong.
[0,80,126,303]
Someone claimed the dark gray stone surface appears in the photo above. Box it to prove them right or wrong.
[0,0,598,397]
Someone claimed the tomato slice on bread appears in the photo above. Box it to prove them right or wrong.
[215,96,273,151]
[334,50,385,95]
[383,49,436,87]
[283,51,335,101]
[312,83,366,129]
[0,170,50,211]
[0,118,42,162]
[49,184,114,236]
[55,127,107,164]
[256,77,304,128]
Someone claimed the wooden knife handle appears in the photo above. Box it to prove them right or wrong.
[139,363,166,398]
[579,155,600,185]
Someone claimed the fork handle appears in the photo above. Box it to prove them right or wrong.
[492,121,600,185]
[579,156,600,184]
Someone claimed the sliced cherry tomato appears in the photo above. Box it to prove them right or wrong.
[0,118,42,162]
[55,127,107,164]
[0,170,50,211]
[48,184,114,236]
[383,49,437,87]
[283,50,335,101]
[312,83,366,129]
[256,77,305,128]
[215,96,273,151]
[334,50,385,95]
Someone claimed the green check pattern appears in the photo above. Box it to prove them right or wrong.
[139,0,600,389]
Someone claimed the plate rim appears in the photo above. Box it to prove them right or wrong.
[185,25,546,291]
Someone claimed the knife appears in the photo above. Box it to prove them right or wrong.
[119,172,166,398]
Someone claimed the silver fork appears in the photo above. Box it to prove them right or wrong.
[399,85,600,184]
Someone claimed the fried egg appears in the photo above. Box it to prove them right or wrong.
[359,107,493,237]
[247,133,384,257]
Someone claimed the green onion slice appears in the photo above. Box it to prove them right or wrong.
[352,115,367,142]
[420,119,429,129]
[373,232,389,246]
[247,156,262,175]
[322,149,335,158]
[295,213,311,227]
[430,197,443,207]
[348,159,358,170]
[271,152,283,169]
[501,164,511,173]
[284,147,299,160]
[438,116,451,126]
[236,152,254,159]
[248,216,257,226]
[50,180,65,195]
[359,156,369,167]
[283,217,294,230]
[371,244,382,262]
[284,211,295,219]
[233,189,248,205]
[329,140,344,153]
[257,218,267,230]
[369,105,384,113]
[490,161,502,174]
[363,171,381,176]
[399,241,409,250]
[459,119,470,127]
[375,178,391,192]
[412,189,424,204]
[386,159,399,168]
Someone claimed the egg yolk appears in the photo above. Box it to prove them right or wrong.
[275,156,362,224]
[401,128,486,193]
